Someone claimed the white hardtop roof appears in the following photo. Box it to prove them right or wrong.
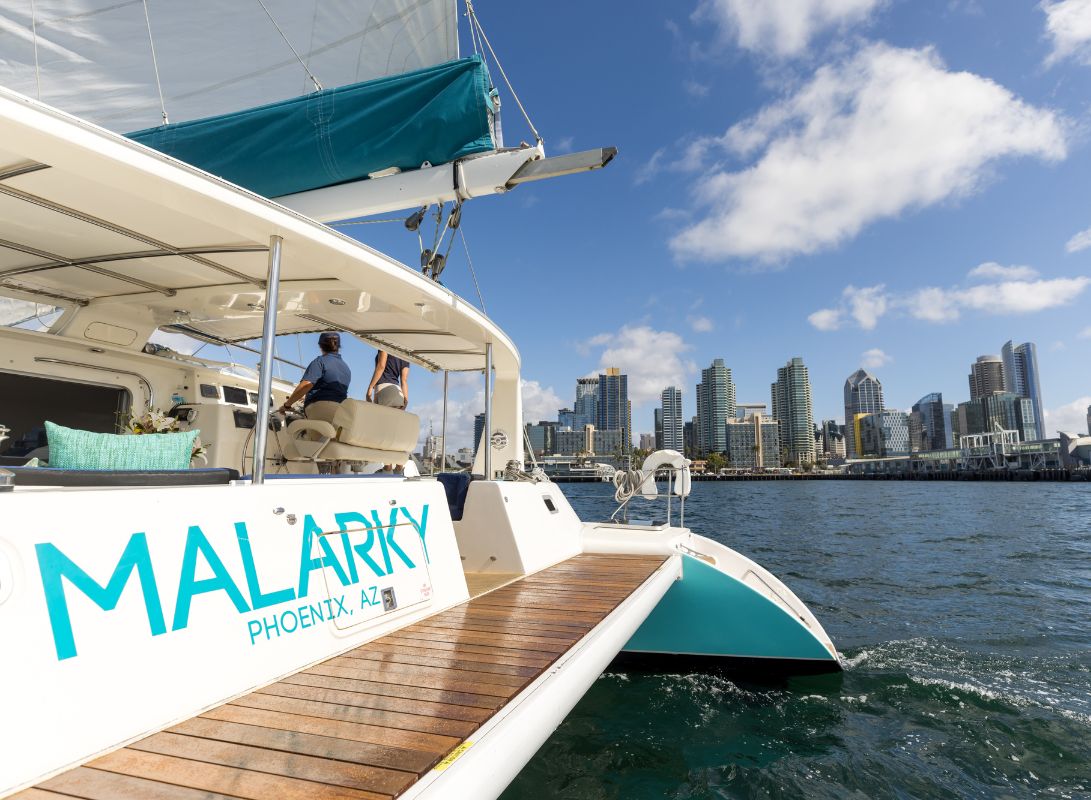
[0,86,518,376]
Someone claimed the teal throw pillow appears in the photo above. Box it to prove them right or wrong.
[46,421,199,471]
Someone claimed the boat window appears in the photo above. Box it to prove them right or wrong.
[0,296,63,331]
[0,372,130,466]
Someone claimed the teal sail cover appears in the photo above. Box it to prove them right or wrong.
[127,57,496,199]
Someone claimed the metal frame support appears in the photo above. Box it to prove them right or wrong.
[483,343,493,480]
[251,235,283,485]
[439,370,449,476]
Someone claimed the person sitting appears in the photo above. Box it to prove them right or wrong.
[279,332,351,430]
[367,350,410,409]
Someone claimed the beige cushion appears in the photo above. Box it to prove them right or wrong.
[333,399,419,454]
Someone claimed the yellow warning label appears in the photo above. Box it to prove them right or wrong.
[433,741,473,771]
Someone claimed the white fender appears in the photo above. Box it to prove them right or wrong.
[638,449,691,500]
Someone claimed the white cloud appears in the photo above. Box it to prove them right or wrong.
[696,0,881,57]
[808,307,843,331]
[845,285,889,329]
[860,348,892,368]
[1079,325,1091,338]
[904,286,961,322]
[689,315,715,332]
[552,136,575,154]
[582,325,696,405]
[811,273,1090,329]
[968,261,1039,281]
[1043,396,1091,436]
[683,79,710,98]
[520,380,563,425]
[951,276,1090,314]
[635,148,666,186]
[669,44,1067,263]
[1065,225,1091,253]
[1042,0,1091,66]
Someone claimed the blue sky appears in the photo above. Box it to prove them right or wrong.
[335,2,1091,445]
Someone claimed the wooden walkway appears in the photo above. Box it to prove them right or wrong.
[17,554,669,800]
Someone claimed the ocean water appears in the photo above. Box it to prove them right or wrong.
[501,481,1091,800]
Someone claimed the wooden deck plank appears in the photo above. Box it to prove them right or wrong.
[88,749,390,800]
[201,705,460,754]
[29,553,670,800]
[337,647,543,677]
[129,732,416,797]
[37,767,237,799]
[168,718,439,775]
[230,692,478,738]
[256,681,494,724]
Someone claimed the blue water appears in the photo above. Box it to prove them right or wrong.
[501,481,1091,799]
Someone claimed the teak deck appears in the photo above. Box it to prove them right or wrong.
[17,553,669,800]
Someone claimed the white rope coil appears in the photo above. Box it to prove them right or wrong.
[612,468,644,505]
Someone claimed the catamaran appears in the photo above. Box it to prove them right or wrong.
[0,2,840,797]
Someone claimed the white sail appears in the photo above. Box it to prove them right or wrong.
[0,0,458,131]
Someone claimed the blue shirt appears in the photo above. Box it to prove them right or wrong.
[376,352,409,386]
[302,352,351,406]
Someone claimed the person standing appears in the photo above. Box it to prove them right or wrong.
[367,350,410,409]
[279,332,351,427]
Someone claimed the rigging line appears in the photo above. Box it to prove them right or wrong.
[30,0,40,100]
[141,0,168,125]
[459,226,486,313]
[465,0,542,145]
[254,0,323,92]
[463,1,480,55]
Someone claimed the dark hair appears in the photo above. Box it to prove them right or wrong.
[318,332,340,353]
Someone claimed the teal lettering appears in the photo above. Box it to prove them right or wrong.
[35,534,166,661]
[235,522,295,610]
[370,509,415,572]
[399,505,430,563]
[335,511,385,577]
[297,515,352,598]
[173,525,250,631]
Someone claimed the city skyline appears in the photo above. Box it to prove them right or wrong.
[147,2,1091,451]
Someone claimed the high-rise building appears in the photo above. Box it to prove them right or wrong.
[660,386,684,452]
[726,413,781,469]
[596,368,631,449]
[638,433,656,450]
[684,417,696,457]
[771,357,815,465]
[982,392,1036,442]
[858,411,911,457]
[526,421,557,457]
[653,408,664,451]
[473,412,487,456]
[556,427,592,456]
[952,393,1036,445]
[1087,404,1091,436]
[557,408,577,430]
[969,355,1005,400]
[911,393,954,451]
[1002,340,1044,440]
[843,369,884,458]
[816,419,846,461]
[736,402,766,419]
[574,377,599,430]
[593,428,623,456]
[695,359,735,455]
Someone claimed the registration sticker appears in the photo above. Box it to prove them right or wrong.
[433,741,473,771]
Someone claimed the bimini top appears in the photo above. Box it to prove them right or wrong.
[0,86,518,377]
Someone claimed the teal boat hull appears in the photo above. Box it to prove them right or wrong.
[622,554,841,675]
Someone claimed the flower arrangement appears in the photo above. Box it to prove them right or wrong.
[123,408,209,463]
